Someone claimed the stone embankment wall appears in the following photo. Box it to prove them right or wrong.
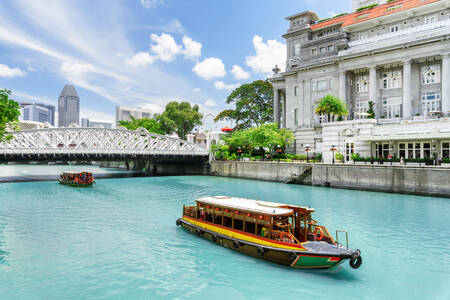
[210,161,450,198]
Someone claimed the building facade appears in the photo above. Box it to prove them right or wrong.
[58,85,80,127]
[19,102,55,126]
[81,118,112,129]
[270,0,450,163]
[116,106,153,126]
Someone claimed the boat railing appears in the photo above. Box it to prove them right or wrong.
[309,222,336,244]
[270,230,300,245]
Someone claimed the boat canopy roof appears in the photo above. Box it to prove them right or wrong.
[62,171,92,175]
[196,196,314,216]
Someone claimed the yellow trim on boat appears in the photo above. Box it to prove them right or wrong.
[183,216,306,251]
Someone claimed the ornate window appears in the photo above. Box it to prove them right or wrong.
[424,15,436,24]
[390,25,399,33]
[294,42,301,56]
[355,75,369,93]
[421,65,440,84]
[328,45,334,52]
[442,141,450,159]
[382,97,402,118]
[312,48,317,56]
[317,80,328,91]
[320,47,326,54]
[381,71,402,89]
[294,86,298,96]
[421,93,441,114]
[355,99,369,118]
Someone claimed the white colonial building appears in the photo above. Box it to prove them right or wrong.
[270,0,450,163]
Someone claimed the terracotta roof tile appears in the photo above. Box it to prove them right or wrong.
[310,0,440,30]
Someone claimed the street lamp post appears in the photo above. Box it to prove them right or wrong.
[276,145,283,162]
[330,144,337,164]
[237,147,242,161]
[305,144,311,163]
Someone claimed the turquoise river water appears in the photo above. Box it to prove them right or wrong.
[0,175,449,299]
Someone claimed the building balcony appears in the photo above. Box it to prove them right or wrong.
[341,19,450,56]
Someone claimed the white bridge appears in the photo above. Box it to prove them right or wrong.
[0,127,209,162]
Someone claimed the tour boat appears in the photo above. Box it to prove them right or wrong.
[58,171,95,187]
[177,196,362,270]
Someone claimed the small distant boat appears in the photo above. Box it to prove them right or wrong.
[58,171,95,187]
[177,196,362,270]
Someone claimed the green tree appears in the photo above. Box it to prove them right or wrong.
[214,80,273,130]
[367,101,375,119]
[0,89,20,142]
[315,94,348,122]
[119,116,165,134]
[156,101,203,140]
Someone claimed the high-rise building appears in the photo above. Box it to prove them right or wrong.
[116,106,153,126]
[58,85,80,127]
[81,118,112,129]
[19,102,55,126]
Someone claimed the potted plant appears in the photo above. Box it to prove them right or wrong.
[442,158,450,167]
[335,152,344,163]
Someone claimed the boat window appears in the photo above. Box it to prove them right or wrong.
[257,224,267,237]
[234,219,243,231]
[205,212,213,223]
[223,216,232,228]
[214,214,222,225]
[244,221,256,234]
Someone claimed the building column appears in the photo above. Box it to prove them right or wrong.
[402,60,412,119]
[339,71,346,102]
[369,66,378,117]
[273,89,280,127]
[442,53,450,116]
[282,91,287,128]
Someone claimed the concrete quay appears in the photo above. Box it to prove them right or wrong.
[210,161,450,198]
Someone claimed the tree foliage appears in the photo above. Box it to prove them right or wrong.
[155,101,203,140]
[214,80,273,130]
[367,101,375,119]
[214,123,293,159]
[315,94,348,122]
[119,116,165,134]
[0,89,20,142]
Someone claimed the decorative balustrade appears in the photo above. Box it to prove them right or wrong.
[348,19,450,48]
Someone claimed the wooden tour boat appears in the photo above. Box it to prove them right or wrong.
[59,171,95,187]
[177,196,362,270]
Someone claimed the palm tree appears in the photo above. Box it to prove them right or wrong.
[315,94,348,122]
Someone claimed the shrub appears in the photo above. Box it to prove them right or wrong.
[351,153,361,160]
[442,158,450,163]
[356,3,378,11]
[314,153,322,161]
[335,153,344,160]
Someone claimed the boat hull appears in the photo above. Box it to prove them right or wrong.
[178,217,352,269]
[58,179,94,187]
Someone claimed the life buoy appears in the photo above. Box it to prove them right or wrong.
[211,234,218,242]
[261,226,267,237]
[314,227,324,241]
[176,219,181,226]
[196,228,202,235]
[232,240,240,248]
[350,253,362,269]
[257,247,265,256]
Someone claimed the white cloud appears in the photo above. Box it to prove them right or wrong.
[141,103,164,114]
[328,11,337,17]
[140,0,163,9]
[150,33,181,62]
[192,57,226,80]
[182,36,202,60]
[126,52,156,67]
[231,65,250,80]
[60,61,95,75]
[0,64,26,78]
[245,35,286,76]
[214,81,240,91]
[193,88,201,93]
[204,99,217,107]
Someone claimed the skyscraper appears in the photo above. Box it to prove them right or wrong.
[58,85,80,127]
[19,102,56,126]
[116,106,152,126]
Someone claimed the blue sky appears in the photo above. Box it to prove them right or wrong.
[0,0,350,129]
